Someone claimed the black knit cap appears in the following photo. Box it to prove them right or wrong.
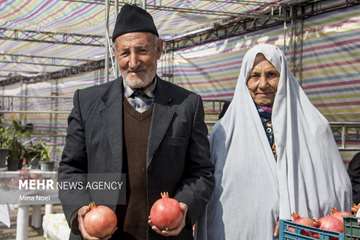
[112,4,159,42]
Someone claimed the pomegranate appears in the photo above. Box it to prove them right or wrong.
[351,203,360,214]
[289,212,320,236]
[318,215,344,233]
[83,202,117,238]
[330,208,352,223]
[150,192,183,230]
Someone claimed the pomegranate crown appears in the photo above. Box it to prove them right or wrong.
[160,192,170,198]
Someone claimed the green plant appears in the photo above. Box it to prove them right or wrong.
[0,120,32,146]
[0,126,11,149]
[0,119,34,169]
[24,141,51,165]
[0,118,11,149]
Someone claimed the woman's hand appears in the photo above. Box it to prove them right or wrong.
[273,220,279,237]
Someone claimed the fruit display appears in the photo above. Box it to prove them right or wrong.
[318,215,344,233]
[280,207,358,240]
[289,213,320,237]
[330,208,352,223]
[287,207,355,234]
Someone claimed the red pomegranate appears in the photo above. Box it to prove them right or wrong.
[318,215,344,233]
[330,208,352,223]
[83,202,117,238]
[289,212,320,236]
[150,192,183,230]
[352,203,360,214]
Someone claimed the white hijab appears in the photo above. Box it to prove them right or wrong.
[196,44,352,240]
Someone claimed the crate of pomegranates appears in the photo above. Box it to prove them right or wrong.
[279,209,352,240]
[344,216,360,239]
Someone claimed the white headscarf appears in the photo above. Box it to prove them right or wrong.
[196,44,352,240]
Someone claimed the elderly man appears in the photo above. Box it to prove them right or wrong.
[58,4,214,240]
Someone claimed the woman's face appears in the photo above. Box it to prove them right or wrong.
[247,54,280,106]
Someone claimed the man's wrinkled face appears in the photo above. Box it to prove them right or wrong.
[247,54,280,106]
[114,32,163,89]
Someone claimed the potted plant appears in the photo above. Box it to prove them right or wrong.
[37,142,54,171]
[23,141,41,169]
[0,120,32,170]
[24,140,53,170]
[0,125,10,169]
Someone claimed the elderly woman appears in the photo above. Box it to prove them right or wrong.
[196,44,352,239]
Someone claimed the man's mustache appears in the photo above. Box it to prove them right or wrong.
[127,69,145,73]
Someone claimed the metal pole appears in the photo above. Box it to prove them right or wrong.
[115,0,119,13]
[24,82,28,124]
[341,126,346,149]
[20,80,25,123]
[0,86,4,116]
[50,83,55,151]
[105,0,110,82]
[299,6,304,86]
[289,6,295,75]
[282,6,287,54]
[53,79,59,161]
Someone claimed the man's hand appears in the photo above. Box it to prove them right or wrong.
[77,205,116,240]
[148,202,188,237]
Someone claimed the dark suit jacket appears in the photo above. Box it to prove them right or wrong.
[58,77,215,240]
[348,152,360,204]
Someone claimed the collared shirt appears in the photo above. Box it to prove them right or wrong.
[123,77,157,113]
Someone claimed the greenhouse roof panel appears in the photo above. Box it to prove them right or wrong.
[0,0,287,81]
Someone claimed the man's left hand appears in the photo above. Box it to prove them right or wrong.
[148,202,188,237]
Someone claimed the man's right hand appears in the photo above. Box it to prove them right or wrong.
[77,205,115,240]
